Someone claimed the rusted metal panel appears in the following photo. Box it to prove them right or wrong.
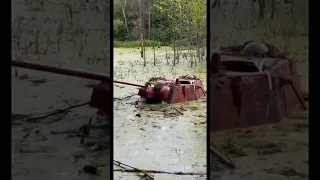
[90,81,111,115]
[12,59,110,81]
[168,86,186,104]
[210,53,306,132]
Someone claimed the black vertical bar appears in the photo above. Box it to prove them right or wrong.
[206,0,211,179]
[7,0,12,179]
[309,0,315,178]
[110,0,114,179]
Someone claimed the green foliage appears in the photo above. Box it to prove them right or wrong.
[114,19,127,41]
[113,0,206,45]
[114,40,163,48]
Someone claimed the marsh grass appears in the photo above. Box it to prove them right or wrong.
[114,47,206,87]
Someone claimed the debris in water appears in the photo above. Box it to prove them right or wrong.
[264,167,308,178]
[210,144,236,168]
[31,78,48,86]
[88,143,108,152]
[82,164,100,175]
[172,106,184,115]
[114,160,154,179]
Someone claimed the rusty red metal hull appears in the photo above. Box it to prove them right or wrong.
[12,60,110,81]
[90,81,111,115]
[210,54,306,132]
[138,76,205,104]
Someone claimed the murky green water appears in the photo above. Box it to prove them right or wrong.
[12,64,110,180]
[114,48,207,179]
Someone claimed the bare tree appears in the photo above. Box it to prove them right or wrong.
[172,5,177,66]
[120,0,129,34]
[148,9,151,39]
[137,0,146,65]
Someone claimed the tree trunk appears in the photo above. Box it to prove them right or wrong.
[153,44,156,65]
[258,0,265,20]
[173,39,176,66]
[143,35,146,64]
[138,0,146,66]
[187,0,193,67]
[270,0,276,19]
[151,12,156,66]
[148,11,151,40]
[177,43,180,64]
[165,46,169,65]
[172,4,176,66]
[190,43,193,67]
[204,39,207,61]
[121,0,129,34]
[196,22,200,64]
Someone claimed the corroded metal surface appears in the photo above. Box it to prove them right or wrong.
[12,59,110,81]
[210,53,306,132]
[138,76,205,104]
[90,81,111,115]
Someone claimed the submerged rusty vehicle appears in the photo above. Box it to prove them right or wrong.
[210,52,307,132]
[138,75,206,103]
[11,60,205,145]
[12,60,205,113]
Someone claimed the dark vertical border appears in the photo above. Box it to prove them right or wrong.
[309,0,315,178]
[110,0,114,179]
[206,0,210,179]
[8,0,13,179]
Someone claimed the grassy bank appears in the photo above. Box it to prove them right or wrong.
[114,40,163,48]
